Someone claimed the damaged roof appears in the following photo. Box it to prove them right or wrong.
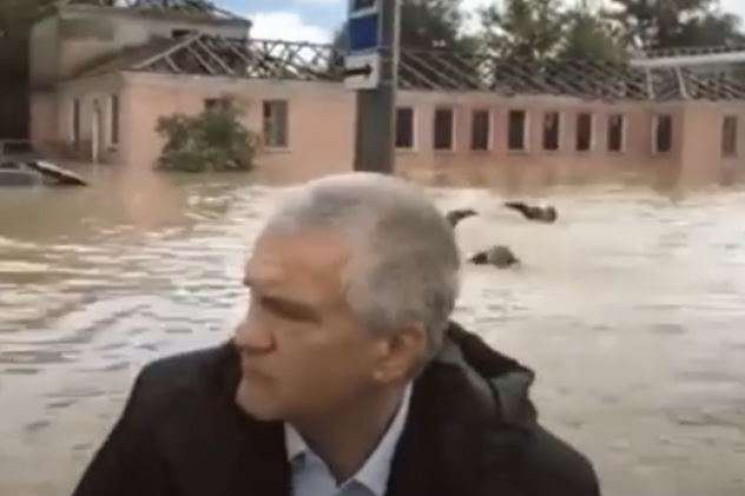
[82,34,745,101]
[58,0,246,22]
[641,44,745,59]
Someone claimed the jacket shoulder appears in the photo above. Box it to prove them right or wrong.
[517,424,601,496]
[128,342,239,418]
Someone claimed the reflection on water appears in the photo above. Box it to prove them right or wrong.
[1,169,744,496]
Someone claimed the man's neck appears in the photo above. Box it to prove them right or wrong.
[289,385,407,483]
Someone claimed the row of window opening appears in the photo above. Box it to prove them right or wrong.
[396,108,738,157]
[71,97,738,159]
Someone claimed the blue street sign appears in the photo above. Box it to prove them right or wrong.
[349,14,379,52]
[352,0,376,11]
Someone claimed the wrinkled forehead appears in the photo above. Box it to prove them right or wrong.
[245,229,355,295]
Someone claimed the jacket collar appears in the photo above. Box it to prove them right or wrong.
[219,322,535,496]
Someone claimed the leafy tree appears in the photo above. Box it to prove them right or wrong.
[608,0,744,50]
[673,11,745,47]
[156,99,259,173]
[480,0,565,61]
[559,3,627,62]
[400,0,476,50]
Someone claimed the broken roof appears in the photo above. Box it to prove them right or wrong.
[58,0,246,22]
[82,34,745,101]
[642,44,745,59]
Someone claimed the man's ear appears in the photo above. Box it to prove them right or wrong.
[372,323,428,383]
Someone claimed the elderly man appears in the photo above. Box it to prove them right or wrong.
[73,173,599,496]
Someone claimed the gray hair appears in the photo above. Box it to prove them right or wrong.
[261,173,461,359]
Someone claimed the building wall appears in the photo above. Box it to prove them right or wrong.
[680,102,745,185]
[50,73,124,162]
[394,91,684,189]
[29,17,60,88]
[118,74,356,181]
[29,91,58,154]
[41,72,745,188]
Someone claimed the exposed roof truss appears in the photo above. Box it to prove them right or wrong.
[133,35,343,82]
[126,35,745,101]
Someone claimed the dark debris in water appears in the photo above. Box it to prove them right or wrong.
[46,399,77,410]
[165,327,193,335]
[24,420,51,433]
[3,367,40,375]
[45,387,104,400]
[0,349,72,365]
[648,323,687,335]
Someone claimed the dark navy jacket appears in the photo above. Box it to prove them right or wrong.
[73,323,601,496]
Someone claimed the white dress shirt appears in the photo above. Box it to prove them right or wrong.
[284,384,413,496]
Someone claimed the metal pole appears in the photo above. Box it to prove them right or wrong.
[353,0,400,174]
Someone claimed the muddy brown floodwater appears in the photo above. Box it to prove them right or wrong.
[1,168,744,496]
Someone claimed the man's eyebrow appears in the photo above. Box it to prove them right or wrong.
[243,275,321,323]
[260,295,322,323]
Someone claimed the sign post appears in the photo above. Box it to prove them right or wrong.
[345,0,400,174]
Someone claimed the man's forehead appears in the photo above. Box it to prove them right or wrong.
[245,230,352,289]
[251,230,351,261]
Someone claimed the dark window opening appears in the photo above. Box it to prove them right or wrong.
[576,113,592,151]
[607,114,625,152]
[471,110,490,151]
[172,29,196,39]
[73,98,81,149]
[204,98,232,112]
[655,115,673,153]
[722,116,738,157]
[434,108,454,150]
[508,110,527,151]
[395,107,414,149]
[110,94,119,146]
[543,112,560,151]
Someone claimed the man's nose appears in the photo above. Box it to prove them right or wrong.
[234,308,276,353]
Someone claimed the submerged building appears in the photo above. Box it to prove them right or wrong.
[24,0,745,187]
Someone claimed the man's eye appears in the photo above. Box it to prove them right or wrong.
[259,296,312,322]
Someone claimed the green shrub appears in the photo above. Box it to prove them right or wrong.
[156,99,259,172]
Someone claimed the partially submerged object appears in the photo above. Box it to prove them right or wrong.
[0,162,42,187]
[27,161,88,186]
[0,160,88,187]
[1,139,87,187]
[504,202,558,223]
[469,245,521,269]
[446,208,479,227]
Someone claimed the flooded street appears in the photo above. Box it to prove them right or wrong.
[1,170,744,496]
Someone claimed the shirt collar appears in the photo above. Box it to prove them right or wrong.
[284,383,413,496]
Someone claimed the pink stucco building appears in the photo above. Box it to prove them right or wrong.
[28,1,745,188]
